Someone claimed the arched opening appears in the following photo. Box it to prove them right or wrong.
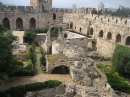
[107,32,112,39]
[2,18,10,29]
[87,41,96,51]
[108,19,110,22]
[16,18,23,30]
[29,18,36,29]
[53,13,56,20]
[125,36,130,45]
[90,28,93,35]
[70,22,73,29]
[99,30,103,37]
[125,21,127,25]
[116,20,118,23]
[80,27,82,32]
[116,34,121,42]
[42,5,44,12]
[52,66,69,74]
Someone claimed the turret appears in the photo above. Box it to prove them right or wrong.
[30,0,52,12]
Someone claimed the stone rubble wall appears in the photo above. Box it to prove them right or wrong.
[25,84,66,97]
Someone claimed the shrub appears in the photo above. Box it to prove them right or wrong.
[0,73,9,81]
[112,44,130,75]
[7,85,26,97]
[3,80,62,97]
[25,59,33,70]
[64,33,68,38]
[17,60,24,66]
[45,80,62,88]
[40,56,46,66]
[106,73,130,93]
[23,30,37,44]
[26,82,46,91]
[0,91,7,97]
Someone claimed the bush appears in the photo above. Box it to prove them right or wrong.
[23,30,37,44]
[3,80,62,97]
[7,85,26,97]
[0,91,7,97]
[64,33,68,38]
[106,73,130,93]
[26,82,46,91]
[45,80,62,88]
[17,60,24,66]
[25,59,33,70]
[40,56,46,66]
[0,73,9,81]
[112,44,130,75]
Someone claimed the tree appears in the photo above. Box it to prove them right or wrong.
[0,25,15,73]
[23,30,37,45]
[112,44,130,75]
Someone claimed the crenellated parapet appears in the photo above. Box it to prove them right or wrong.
[0,5,36,13]
[52,8,72,13]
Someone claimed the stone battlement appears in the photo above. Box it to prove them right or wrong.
[64,13,130,27]
[52,8,72,13]
[0,5,35,13]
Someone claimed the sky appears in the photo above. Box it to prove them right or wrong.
[0,0,130,8]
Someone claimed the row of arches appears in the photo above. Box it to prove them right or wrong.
[98,30,130,45]
[98,30,121,42]
[2,17,36,30]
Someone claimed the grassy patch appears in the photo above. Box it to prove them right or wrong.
[51,37,57,41]
[47,54,68,64]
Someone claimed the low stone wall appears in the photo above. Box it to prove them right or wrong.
[26,84,66,97]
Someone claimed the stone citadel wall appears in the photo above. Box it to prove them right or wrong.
[0,0,72,30]
[63,13,130,57]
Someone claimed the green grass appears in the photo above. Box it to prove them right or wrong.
[51,37,57,42]
[96,64,115,73]
[47,54,69,64]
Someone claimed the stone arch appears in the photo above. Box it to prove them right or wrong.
[90,27,93,35]
[116,34,121,42]
[16,18,23,30]
[52,65,70,74]
[87,41,97,51]
[53,13,56,20]
[99,30,103,37]
[125,36,130,45]
[29,18,36,29]
[2,18,10,29]
[107,32,112,39]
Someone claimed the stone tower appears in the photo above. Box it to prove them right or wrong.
[30,0,52,12]
[30,0,39,10]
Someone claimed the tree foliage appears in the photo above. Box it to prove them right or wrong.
[112,44,130,75]
[105,8,130,17]
[0,24,15,73]
[23,30,37,45]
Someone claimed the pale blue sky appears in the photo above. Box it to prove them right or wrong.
[0,0,130,8]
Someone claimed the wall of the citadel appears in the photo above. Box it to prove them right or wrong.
[0,5,72,30]
[63,13,130,57]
